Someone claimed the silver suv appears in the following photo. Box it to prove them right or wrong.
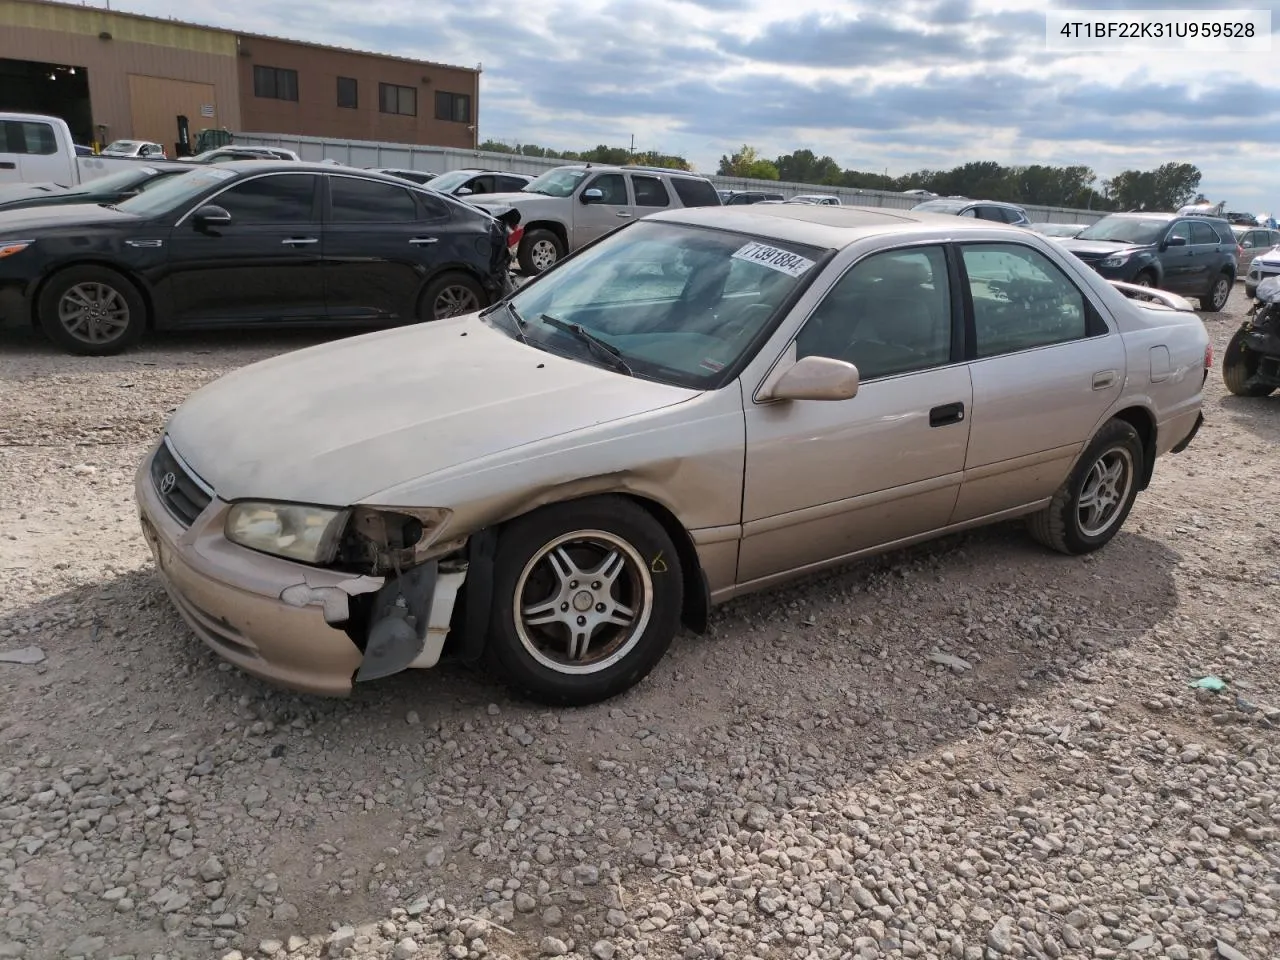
[469,164,722,274]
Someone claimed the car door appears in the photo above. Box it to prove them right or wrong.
[950,241,1124,524]
[572,172,634,248]
[0,118,66,186]
[322,174,455,322]
[496,174,530,192]
[163,172,325,325]
[1188,220,1224,291]
[739,243,972,585]
[1159,221,1195,292]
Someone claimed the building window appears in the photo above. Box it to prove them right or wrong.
[434,91,472,123]
[253,65,298,102]
[379,83,417,116]
[336,76,358,109]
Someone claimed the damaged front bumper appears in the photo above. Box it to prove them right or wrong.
[135,448,471,696]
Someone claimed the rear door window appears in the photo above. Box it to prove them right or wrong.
[1,120,57,155]
[670,177,721,207]
[1190,222,1220,245]
[329,176,419,222]
[631,175,670,207]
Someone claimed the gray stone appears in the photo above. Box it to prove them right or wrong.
[393,939,418,960]
[539,938,568,957]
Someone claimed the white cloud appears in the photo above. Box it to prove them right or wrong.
[112,0,1280,212]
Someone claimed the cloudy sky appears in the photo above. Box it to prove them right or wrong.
[119,0,1279,213]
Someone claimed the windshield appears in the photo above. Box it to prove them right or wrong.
[103,141,140,153]
[1075,216,1167,244]
[116,166,235,218]
[912,198,969,214]
[521,168,589,198]
[426,169,479,193]
[492,220,828,389]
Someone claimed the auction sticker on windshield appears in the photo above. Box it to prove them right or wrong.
[732,241,815,278]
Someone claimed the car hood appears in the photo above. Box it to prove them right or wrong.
[0,182,71,204]
[469,192,543,206]
[165,314,700,506]
[1059,239,1147,256]
[0,202,139,230]
[1251,248,1280,267]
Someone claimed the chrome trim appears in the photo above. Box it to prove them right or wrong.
[162,435,215,499]
[125,239,164,248]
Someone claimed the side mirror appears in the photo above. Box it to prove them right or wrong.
[193,204,232,228]
[1165,235,1188,247]
[581,188,604,204]
[455,187,473,196]
[763,355,860,402]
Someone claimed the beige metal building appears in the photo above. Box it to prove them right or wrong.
[0,0,480,153]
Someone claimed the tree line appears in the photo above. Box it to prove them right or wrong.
[478,140,691,171]
[717,146,1205,212]
[477,139,1207,212]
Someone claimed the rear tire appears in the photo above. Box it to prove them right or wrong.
[1222,327,1276,397]
[418,272,486,321]
[37,265,146,356]
[485,496,683,706]
[1028,418,1144,555]
[1133,270,1156,288]
[518,229,565,276]
[1200,271,1231,312]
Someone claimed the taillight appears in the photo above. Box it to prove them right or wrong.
[1237,244,1245,259]
[1205,342,1213,369]
[507,224,524,249]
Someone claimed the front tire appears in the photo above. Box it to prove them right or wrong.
[1222,327,1276,397]
[37,265,146,356]
[1028,419,1144,555]
[1200,271,1232,312]
[486,496,684,706]
[518,229,565,276]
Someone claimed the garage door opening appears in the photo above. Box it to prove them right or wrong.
[0,57,92,145]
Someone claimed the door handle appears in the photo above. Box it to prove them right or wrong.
[929,402,965,427]
[281,237,318,246]
[409,237,439,245]
[1092,369,1118,390]
[615,212,632,218]
[0,161,14,170]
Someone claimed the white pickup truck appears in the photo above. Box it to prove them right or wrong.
[1,112,168,188]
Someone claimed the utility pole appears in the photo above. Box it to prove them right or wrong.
[629,134,635,158]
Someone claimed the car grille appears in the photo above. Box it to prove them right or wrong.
[1071,251,1105,264]
[150,438,213,528]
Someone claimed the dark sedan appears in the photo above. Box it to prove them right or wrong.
[0,162,519,355]
[0,164,191,214]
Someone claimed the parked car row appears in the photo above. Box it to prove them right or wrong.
[0,161,521,355]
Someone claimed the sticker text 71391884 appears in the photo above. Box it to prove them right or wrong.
[731,241,816,278]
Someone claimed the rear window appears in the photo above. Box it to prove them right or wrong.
[1208,220,1237,244]
[671,177,721,207]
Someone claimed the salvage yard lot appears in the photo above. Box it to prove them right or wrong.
[0,292,1277,960]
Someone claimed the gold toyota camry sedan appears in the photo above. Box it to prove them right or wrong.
[136,204,1210,705]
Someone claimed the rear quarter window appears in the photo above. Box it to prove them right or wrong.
[670,177,722,207]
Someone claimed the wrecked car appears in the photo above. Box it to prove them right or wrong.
[136,204,1209,706]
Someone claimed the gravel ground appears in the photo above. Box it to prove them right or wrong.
[1,289,1277,960]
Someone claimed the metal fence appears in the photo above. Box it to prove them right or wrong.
[233,132,1108,226]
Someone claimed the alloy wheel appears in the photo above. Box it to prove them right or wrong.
[530,239,558,272]
[514,530,653,675]
[432,284,481,319]
[58,282,130,345]
[1077,448,1134,538]
[1211,276,1230,310]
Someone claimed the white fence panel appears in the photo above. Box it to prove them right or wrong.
[234,132,1107,224]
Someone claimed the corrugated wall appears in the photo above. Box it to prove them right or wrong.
[0,0,240,143]
[234,132,1109,225]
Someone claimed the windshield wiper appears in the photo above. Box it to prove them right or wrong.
[504,301,530,343]
[540,313,632,375]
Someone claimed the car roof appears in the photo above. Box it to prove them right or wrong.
[650,204,1031,250]
[207,160,406,177]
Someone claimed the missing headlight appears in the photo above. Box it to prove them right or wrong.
[335,506,462,575]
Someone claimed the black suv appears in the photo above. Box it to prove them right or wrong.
[720,190,786,205]
[1060,213,1239,311]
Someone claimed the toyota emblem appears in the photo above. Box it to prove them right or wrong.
[159,471,177,495]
